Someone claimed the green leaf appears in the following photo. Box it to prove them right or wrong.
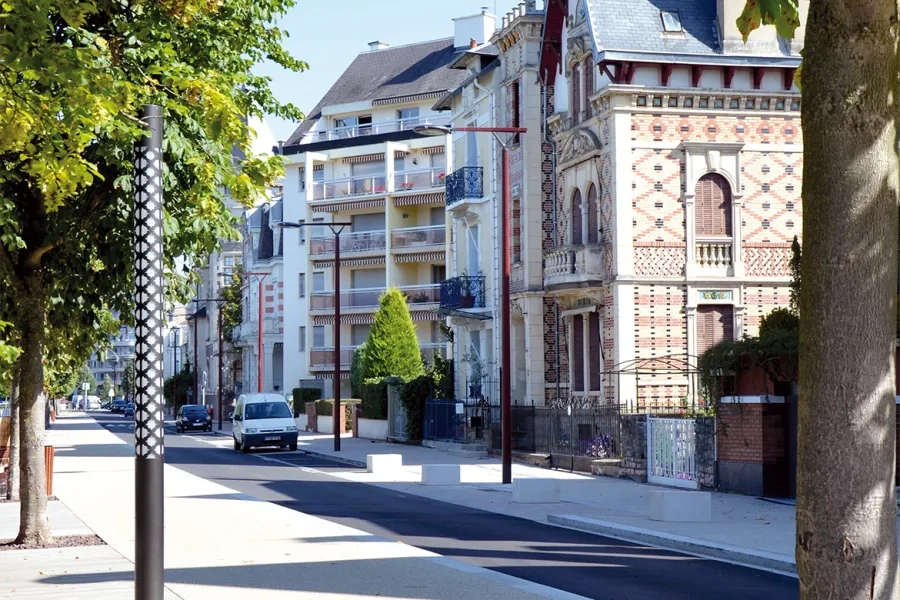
[737,0,801,43]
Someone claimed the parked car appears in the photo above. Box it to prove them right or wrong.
[232,393,298,453]
[110,399,127,414]
[176,404,212,433]
[123,402,134,417]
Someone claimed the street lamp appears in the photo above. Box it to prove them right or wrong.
[279,220,351,453]
[414,123,527,485]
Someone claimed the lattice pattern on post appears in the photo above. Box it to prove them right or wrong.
[133,140,165,459]
[743,244,792,276]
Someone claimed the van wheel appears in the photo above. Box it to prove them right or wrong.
[233,436,240,451]
[241,439,250,453]
[289,443,298,451]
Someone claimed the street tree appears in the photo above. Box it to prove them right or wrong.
[0,0,305,545]
[362,289,424,381]
[121,358,135,400]
[97,374,113,401]
[740,1,899,597]
[221,266,243,344]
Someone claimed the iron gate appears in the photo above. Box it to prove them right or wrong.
[647,417,698,489]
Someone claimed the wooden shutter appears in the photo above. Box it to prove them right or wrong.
[572,64,581,125]
[588,312,602,391]
[511,80,521,144]
[695,174,733,236]
[572,315,585,392]
[572,189,583,245]
[587,184,599,243]
[696,305,735,355]
[583,57,594,119]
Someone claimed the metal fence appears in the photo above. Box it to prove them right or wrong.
[548,404,620,459]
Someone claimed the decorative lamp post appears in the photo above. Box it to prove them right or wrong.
[414,124,527,485]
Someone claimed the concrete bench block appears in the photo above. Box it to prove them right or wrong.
[421,464,461,486]
[366,454,402,474]
[648,490,712,523]
[512,478,561,503]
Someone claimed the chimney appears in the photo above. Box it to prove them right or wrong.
[453,10,496,48]
[525,0,536,12]
[470,38,478,49]
[368,40,389,51]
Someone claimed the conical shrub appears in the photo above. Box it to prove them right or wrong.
[361,288,424,381]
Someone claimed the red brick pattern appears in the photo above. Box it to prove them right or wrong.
[742,285,792,337]
[631,113,802,145]
[718,404,763,463]
[741,152,803,244]
[632,148,684,244]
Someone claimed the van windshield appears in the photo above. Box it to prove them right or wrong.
[244,402,292,421]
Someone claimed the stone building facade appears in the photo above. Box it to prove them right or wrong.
[538,0,804,407]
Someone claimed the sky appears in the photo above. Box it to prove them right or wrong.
[256,0,516,143]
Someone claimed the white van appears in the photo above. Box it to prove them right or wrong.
[232,393,298,453]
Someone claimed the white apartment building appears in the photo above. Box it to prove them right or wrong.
[273,12,497,396]
[87,321,136,393]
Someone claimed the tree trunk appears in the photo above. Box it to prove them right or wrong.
[6,364,20,502]
[14,269,49,545]
[797,2,900,598]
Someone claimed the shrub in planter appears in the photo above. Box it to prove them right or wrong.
[350,343,367,398]
[292,387,322,417]
[361,377,388,420]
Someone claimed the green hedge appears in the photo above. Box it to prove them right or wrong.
[292,387,322,416]
[361,378,388,419]
[400,375,432,442]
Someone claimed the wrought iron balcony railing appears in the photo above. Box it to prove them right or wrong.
[439,276,486,311]
[445,167,484,207]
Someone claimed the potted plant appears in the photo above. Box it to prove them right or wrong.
[459,271,475,309]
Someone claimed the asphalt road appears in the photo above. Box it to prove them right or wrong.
[96,411,797,600]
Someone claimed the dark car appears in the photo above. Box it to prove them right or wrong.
[123,402,134,418]
[176,405,212,433]
[111,399,127,414]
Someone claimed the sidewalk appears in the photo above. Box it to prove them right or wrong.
[271,430,799,573]
[7,413,589,600]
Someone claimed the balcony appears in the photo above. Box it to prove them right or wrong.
[231,318,284,342]
[309,346,358,369]
[391,225,445,252]
[310,287,384,313]
[308,175,387,203]
[297,114,451,145]
[695,238,733,273]
[391,168,445,193]
[310,230,386,257]
[543,245,605,289]
[439,276,488,315]
[397,284,441,307]
[445,167,484,210]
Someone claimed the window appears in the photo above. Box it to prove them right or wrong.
[351,324,371,345]
[466,124,478,167]
[313,326,326,348]
[660,10,682,33]
[299,273,306,297]
[299,219,306,243]
[299,326,306,352]
[358,114,372,135]
[312,217,325,238]
[571,63,581,125]
[571,189,584,245]
[586,184,599,243]
[430,206,445,226]
[431,153,446,171]
[510,80,521,143]
[583,57,594,119]
[312,272,325,292]
[588,312,602,391]
[398,107,419,128]
[696,305,734,355]
[351,212,385,232]
[695,174,733,237]
[224,256,235,267]
[572,315,585,392]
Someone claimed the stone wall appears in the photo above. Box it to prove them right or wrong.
[694,416,716,489]
[305,402,316,432]
[619,414,647,482]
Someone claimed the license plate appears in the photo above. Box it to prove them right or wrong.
[195,422,204,425]
[264,436,280,441]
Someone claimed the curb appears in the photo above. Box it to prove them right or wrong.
[547,514,796,575]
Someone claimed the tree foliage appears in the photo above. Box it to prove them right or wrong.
[789,235,801,316]
[221,266,243,344]
[121,357,135,398]
[0,0,307,545]
[361,289,424,381]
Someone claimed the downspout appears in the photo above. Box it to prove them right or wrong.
[541,66,562,403]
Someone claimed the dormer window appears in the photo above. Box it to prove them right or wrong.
[660,11,682,33]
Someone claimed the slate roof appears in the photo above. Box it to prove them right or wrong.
[585,0,719,56]
[286,38,470,146]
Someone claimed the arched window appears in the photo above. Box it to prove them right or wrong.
[571,63,581,125]
[583,57,594,119]
[571,189,584,245]
[694,173,733,237]
[572,314,585,392]
[586,183,599,243]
